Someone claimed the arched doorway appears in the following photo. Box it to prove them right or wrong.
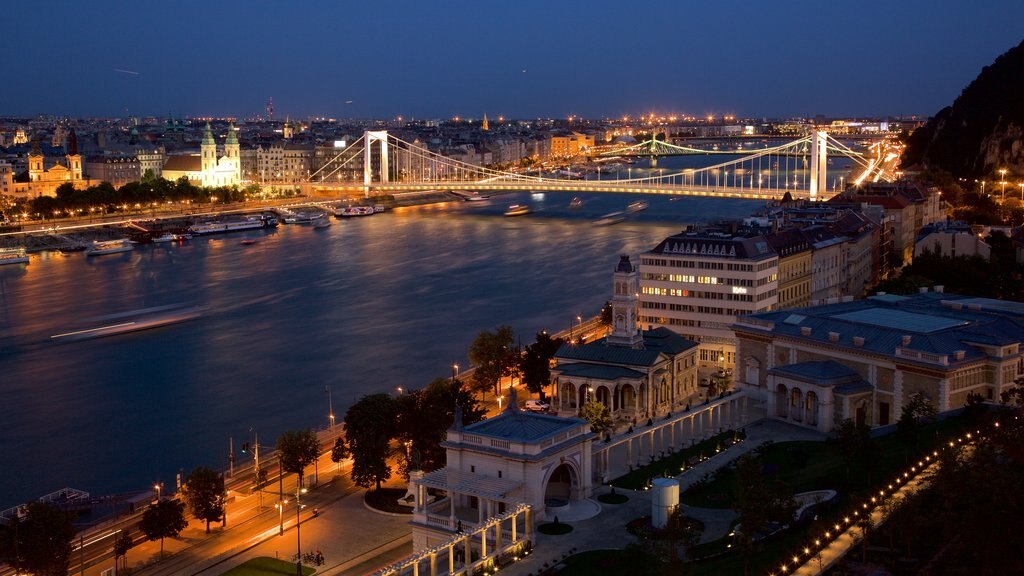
[621,384,636,413]
[776,384,788,418]
[596,386,610,408]
[544,463,578,507]
[561,381,575,410]
[805,391,818,427]
[790,388,803,422]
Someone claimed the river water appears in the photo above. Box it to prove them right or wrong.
[0,153,854,510]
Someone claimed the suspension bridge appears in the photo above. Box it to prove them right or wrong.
[301,131,896,202]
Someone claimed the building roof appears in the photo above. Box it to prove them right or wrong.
[556,362,646,380]
[162,154,201,172]
[462,409,585,444]
[555,327,697,368]
[648,232,776,261]
[768,360,861,385]
[733,292,1024,368]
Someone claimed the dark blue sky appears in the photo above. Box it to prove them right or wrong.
[7,1,1022,120]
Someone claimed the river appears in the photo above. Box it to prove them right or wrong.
[0,152,856,510]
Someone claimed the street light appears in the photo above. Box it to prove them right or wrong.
[497,396,504,411]
[276,499,289,537]
[396,386,403,396]
[999,169,1008,200]
[1019,182,1024,201]
[154,483,162,502]
[576,315,583,343]
[294,486,307,576]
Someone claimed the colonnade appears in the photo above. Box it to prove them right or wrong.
[592,392,749,482]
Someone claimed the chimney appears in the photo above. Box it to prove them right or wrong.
[918,287,929,294]
[902,335,912,346]
[801,326,812,336]
[934,285,944,293]
[954,350,965,360]
[853,336,865,347]
[828,332,840,342]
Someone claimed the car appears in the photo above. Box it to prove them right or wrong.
[524,400,550,413]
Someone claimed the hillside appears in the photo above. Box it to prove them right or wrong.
[902,39,1024,179]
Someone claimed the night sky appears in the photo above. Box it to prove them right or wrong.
[7,0,1023,120]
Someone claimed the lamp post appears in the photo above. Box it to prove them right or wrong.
[278,454,285,536]
[326,385,335,430]
[1019,182,1024,201]
[154,483,162,502]
[396,386,403,396]
[576,315,583,343]
[999,169,1007,200]
[497,396,504,411]
[295,486,307,576]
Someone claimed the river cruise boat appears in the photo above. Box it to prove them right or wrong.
[0,247,29,265]
[333,206,375,218]
[189,216,275,236]
[593,211,625,226]
[313,214,331,229]
[86,239,134,256]
[569,197,583,209]
[626,200,649,213]
[504,204,531,217]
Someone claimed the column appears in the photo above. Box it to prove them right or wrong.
[511,511,518,543]
[494,519,502,551]
[448,544,455,574]
[429,552,437,576]
[463,537,471,571]
[939,378,950,412]
[525,507,533,543]
[450,493,456,526]
[413,559,419,576]
[893,370,904,417]
[626,438,632,467]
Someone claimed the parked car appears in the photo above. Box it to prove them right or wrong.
[524,400,550,413]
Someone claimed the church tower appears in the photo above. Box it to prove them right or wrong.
[28,133,43,182]
[282,116,293,139]
[606,255,644,348]
[481,114,489,131]
[66,128,82,181]
[201,123,216,187]
[225,123,240,184]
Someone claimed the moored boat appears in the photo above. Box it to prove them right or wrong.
[153,232,190,243]
[189,215,276,236]
[333,206,375,218]
[569,197,583,209]
[504,204,531,217]
[0,247,29,265]
[86,239,134,256]
[313,215,331,229]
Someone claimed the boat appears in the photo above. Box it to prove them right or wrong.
[86,239,134,256]
[313,215,331,229]
[0,247,29,265]
[593,211,625,226]
[284,212,323,224]
[504,204,531,217]
[50,305,203,342]
[189,216,276,236]
[152,232,190,243]
[373,204,386,213]
[626,200,649,213]
[240,239,258,246]
[569,197,583,209]
[333,206,375,218]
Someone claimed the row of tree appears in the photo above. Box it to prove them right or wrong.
[4,175,261,220]
[467,326,564,398]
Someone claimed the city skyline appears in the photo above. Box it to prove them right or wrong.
[8,1,1023,120]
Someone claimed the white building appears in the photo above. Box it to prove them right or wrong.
[639,231,778,373]
[410,392,592,551]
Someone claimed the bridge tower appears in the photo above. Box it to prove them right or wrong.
[808,130,828,201]
[363,130,390,193]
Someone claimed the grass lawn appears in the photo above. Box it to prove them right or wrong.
[221,557,316,576]
[611,430,742,491]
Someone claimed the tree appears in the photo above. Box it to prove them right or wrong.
[113,531,134,572]
[277,429,321,488]
[180,466,226,534]
[600,300,613,327]
[331,436,350,471]
[468,325,516,397]
[520,332,564,398]
[4,502,76,576]
[345,393,397,490]
[733,454,797,576]
[394,378,487,476]
[896,392,937,442]
[580,400,613,436]
[834,418,878,482]
[139,499,186,556]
